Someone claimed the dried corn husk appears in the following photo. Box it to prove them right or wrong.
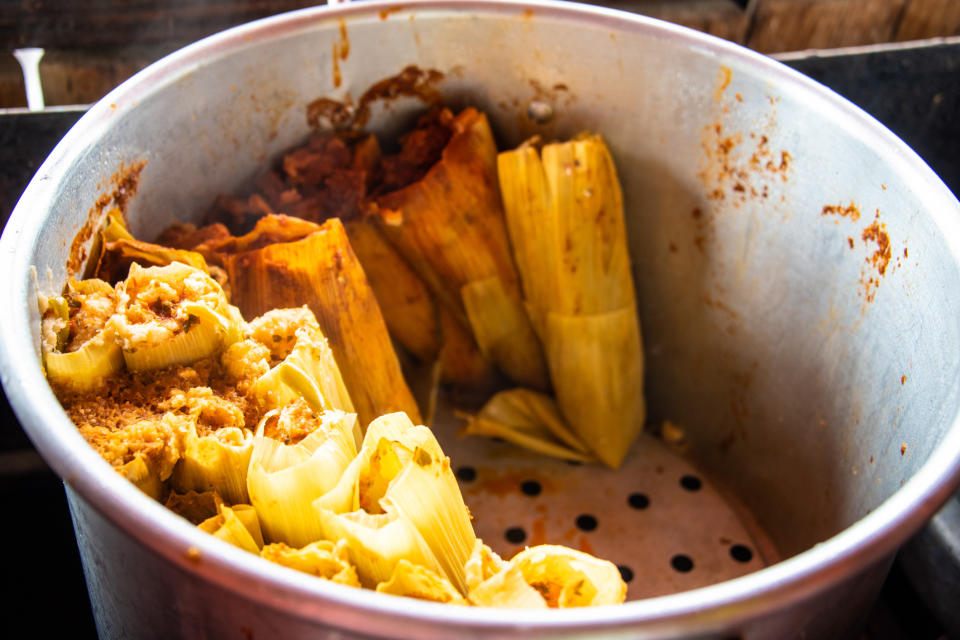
[203,215,420,428]
[247,407,358,547]
[460,389,595,463]
[376,559,467,604]
[170,424,253,505]
[261,539,360,587]
[344,217,497,390]
[374,108,548,390]
[497,134,645,468]
[198,504,264,554]
[315,412,475,594]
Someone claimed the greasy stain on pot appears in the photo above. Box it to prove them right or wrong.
[308,66,445,132]
[331,19,350,89]
[69,160,146,278]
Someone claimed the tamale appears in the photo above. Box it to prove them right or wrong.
[201,215,420,428]
[261,539,360,587]
[40,278,124,392]
[373,108,548,390]
[198,503,265,554]
[343,217,497,390]
[315,412,476,594]
[511,545,627,607]
[170,423,253,505]
[497,134,646,468]
[247,405,358,547]
[464,542,547,609]
[376,559,467,604]
[113,262,245,372]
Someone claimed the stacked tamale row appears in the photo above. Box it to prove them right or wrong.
[497,134,646,469]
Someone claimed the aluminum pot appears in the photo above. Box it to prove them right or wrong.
[3,1,960,638]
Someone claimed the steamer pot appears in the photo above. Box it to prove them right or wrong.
[3,1,960,638]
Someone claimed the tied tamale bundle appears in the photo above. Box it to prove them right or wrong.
[373,107,549,391]
[198,214,421,428]
[497,134,646,468]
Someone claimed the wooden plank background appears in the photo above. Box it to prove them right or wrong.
[2,0,959,108]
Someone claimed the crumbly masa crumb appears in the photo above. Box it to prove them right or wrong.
[65,284,118,351]
[79,412,191,481]
[248,306,319,362]
[221,339,271,392]
[263,398,320,445]
[58,355,261,471]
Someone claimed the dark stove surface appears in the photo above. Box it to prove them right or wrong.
[2,40,958,640]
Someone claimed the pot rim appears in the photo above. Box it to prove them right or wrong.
[3,0,960,635]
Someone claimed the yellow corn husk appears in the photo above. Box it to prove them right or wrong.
[316,412,474,593]
[102,208,135,242]
[381,445,475,594]
[376,559,467,605]
[459,389,595,463]
[206,215,420,428]
[461,277,548,391]
[170,424,253,505]
[344,218,497,390]
[316,506,442,589]
[374,107,548,390]
[543,309,644,468]
[198,504,264,554]
[511,545,627,608]
[115,262,244,372]
[247,407,358,547]
[497,134,646,468]
[165,490,224,525]
[119,454,167,500]
[261,539,360,587]
[43,320,124,393]
[249,308,355,417]
[96,238,209,285]
[464,541,549,608]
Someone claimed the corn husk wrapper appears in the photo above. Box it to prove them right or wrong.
[376,559,467,604]
[497,135,645,468]
[247,408,358,547]
[261,539,360,587]
[199,504,264,554]
[120,454,166,500]
[512,545,627,607]
[115,262,244,372]
[374,108,548,390]
[250,309,355,418]
[460,389,595,464]
[465,542,548,609]
[170,424,253,505]
[203,215,420,428]
[316,412,476,594]
[41,279,124,392]
[344,217,497,390]
[44,320,124,393]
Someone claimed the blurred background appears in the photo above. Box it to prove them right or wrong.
[1,1,958,639]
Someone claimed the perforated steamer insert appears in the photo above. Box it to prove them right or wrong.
[431,399,778,600]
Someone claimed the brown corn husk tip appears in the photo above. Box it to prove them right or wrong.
[198,214,421,429]
[373,107,549,391]
[497,133,646,469]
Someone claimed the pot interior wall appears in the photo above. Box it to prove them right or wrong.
[27,6,960,560]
